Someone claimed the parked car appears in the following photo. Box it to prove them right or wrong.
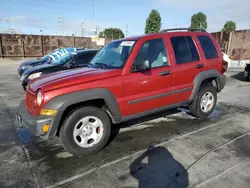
[16,28,226,156]
[20,49,98,90]
[244,63,250,81]
[18,47,77,75]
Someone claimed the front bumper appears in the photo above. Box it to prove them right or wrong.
[20,77,29,90]
[16,100,54,138]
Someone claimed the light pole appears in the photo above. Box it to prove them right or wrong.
[81,22,84,37]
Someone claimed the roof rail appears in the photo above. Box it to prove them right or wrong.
[160,28,206,33]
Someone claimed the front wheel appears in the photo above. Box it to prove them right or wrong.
[60,106,111,157]
[189,86,217,118]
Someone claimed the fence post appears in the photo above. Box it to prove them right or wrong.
[57,39,60,48]
[227,32,232,55]
[0,34,4,58]
[73,36,75,47]
[41,35,44,56]
[22,40,25,58]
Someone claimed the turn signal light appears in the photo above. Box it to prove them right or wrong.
[42,124,50,133]
[40,109,57,116]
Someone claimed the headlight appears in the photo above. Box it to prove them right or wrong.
[20,74,27,81]
[28,72,42,80]
[21,65,32,70]
[37,91,43,106]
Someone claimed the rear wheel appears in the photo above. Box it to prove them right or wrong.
[60,106,111,157]
[189,85,217,118]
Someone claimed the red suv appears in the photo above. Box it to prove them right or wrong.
[16,28,226,156]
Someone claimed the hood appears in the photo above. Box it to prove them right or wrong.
[20,59,46,66]
[29,68,122,92]
[23,63,56,75]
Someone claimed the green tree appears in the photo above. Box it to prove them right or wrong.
[222,21,236,32]
[145,9,162,34]
[99,28,124,40]
[190,12,207,29]
[98,31,104,38]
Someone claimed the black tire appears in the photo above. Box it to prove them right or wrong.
[189,85,217,118]
[244,71,250,81]
[60,106,111,157]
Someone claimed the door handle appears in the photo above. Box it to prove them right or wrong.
[159,71,171,76]
[196,64,204,68]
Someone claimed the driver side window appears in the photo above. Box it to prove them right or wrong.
[133,38,168,70]
[64,59,75,69]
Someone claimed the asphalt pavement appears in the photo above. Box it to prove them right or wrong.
[0,59,250,188]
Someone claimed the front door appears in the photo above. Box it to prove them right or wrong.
[122,38,174,116]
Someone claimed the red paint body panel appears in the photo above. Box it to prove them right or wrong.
[25,31,224,118]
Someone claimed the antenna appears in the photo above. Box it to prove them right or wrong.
[126,24,128,37]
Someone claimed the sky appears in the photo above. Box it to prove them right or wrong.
[0,0,250,36]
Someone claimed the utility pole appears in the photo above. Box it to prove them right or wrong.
[126,24,128,37]
[81,22,85,37]
[58,16,64,36]
[199,22,205,30]
[0,18,18,34]
[93,0,97,37]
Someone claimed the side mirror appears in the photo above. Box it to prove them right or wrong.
[134,60,151,72]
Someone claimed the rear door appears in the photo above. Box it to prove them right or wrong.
[196,35,221,71]
[168,34,203,102]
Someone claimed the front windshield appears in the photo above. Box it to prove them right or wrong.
[52,53,76,65]
[89,40,136,69]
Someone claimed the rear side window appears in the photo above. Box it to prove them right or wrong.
[197,35,218,59]
[171,36,199,64]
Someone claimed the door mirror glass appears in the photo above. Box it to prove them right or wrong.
[132,59,151,72]
[137,60,150,71]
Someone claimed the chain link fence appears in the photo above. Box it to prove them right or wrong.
[0,34,107,58]
[212,30,250,60]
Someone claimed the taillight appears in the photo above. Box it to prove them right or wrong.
[222,60,228,73]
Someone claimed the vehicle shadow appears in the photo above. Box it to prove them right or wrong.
[230,71,247,82]
[108,107,187,144]
[119,146,189,188]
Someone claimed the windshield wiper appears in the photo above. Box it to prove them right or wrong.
[89,62,108,69]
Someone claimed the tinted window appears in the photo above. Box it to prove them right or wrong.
[133,38,168,69]
[171,36,199,64]
[75,52,96,65]
[52,53,75,65]
[198,35,218,59]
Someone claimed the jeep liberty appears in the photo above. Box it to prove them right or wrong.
[16,28,227,156]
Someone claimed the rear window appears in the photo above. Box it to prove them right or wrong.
[197,35,218,59]
[171,36,199,64]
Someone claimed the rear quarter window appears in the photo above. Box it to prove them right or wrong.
[197,35,218,59]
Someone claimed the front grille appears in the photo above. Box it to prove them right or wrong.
[25,90,35,113]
